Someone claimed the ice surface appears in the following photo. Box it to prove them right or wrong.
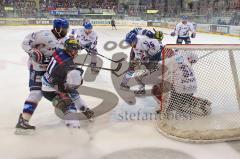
[0,25,240,159]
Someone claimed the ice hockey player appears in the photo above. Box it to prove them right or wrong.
[15,18,69,133]
[151,49,211,118]
[120,29,164,95]
[111,18,117,30]
[70,22,99,72]
[42,39,95,128]
[129,28,164,42]
[171,16,196,44]
[82,18,89,26]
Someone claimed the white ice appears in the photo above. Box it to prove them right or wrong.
[0,25,240,159]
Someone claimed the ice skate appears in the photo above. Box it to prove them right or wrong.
[134,89,146,96]
[82,108,95,122]
[15,113,35,135]
[64,105,81,128]
[90,63,100,73]
[120,82,130,91]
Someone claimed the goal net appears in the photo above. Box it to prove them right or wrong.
[157,44,240,143]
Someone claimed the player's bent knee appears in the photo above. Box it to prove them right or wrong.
[26,90,43,103]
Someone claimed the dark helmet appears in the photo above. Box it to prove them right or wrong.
[64,39,80,51]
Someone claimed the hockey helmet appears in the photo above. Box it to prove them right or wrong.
[125,32,137,45]
[53,18,69,29]
[84,22,93,30]
[181,16,188,21]
[64,39,80,57]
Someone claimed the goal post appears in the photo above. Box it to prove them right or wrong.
[157,44,240,143]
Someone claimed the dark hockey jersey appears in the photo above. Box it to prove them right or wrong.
[43,48,76,92]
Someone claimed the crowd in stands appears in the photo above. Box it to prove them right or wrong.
[0,0,37,18]
[39,0,118,11]
[0,0,239,25]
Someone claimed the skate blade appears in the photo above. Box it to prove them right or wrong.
[15,128,36,135]
[65,124,81,129]
[134,92,146,96]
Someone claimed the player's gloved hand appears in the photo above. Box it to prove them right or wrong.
[191,33,196,38]
[170,32,176,37]
[75,67,84,76]
[154,30,164,41]
[84,42,92,50]
[29,48,45,64]
[142,29,154,38]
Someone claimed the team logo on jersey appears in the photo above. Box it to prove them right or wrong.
[175,56,184,64]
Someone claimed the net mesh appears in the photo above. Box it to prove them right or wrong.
[157,44,240,143]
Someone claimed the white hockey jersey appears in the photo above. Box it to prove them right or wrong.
[166,51,198,94]
[133,36,162,60]
[70,28,98,50]
[22,30,66,71]
[174,22,195,37]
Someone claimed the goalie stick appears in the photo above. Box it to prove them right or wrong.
[75,62,122,72]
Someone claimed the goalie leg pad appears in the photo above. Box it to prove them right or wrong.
[179,96,212,118]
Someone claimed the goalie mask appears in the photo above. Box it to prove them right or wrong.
[187,52,198,64]
[64,69,83,91]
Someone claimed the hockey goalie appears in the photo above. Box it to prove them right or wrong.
[152,48,212,119]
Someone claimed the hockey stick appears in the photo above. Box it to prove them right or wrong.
[75,62,122,72]
[96,53,125,63]
[198,50,215,61]
[112,69,128,77]
[80,52,89,69]
[82,46,125,63]
[153,28,170,35]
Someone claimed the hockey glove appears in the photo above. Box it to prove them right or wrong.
[84,42,92,50]
[75,67,84,76]
[170,32,176,37]
[30,48,45,64]
[191,33,196,38]
[154,30,164,41]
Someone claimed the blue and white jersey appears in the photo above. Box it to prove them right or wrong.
[174,22,195,37]
[130,28,155,38]
[70,28,98,50]
[133,36,162,60]
[166,51,198,94]
[22,30,65,71]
